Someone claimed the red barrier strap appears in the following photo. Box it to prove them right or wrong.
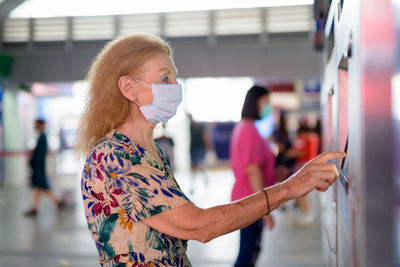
[0,151,30,158]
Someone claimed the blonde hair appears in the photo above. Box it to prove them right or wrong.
[76,34,172,156]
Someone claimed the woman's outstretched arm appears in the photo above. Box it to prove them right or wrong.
[143,152,345,243]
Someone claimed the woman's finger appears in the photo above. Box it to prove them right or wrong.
[312,152,346,164]
[308,163,338,173]
[310,171,338,184]
[316,180,331,192]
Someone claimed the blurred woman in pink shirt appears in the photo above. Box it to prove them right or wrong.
[230,85,276,267]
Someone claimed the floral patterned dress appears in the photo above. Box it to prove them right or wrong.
[81,130,192,267]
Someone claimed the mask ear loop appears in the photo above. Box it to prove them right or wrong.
[131,78,150,108]
[133,78,151,88]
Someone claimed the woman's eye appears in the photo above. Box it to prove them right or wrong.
[162,76,169,83]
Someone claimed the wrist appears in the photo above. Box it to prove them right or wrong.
[280,182,293,203]
[261,189,270,215]
[264,183,291,211]
[279,180,295,201]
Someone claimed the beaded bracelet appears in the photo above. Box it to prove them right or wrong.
[262,189,270,216]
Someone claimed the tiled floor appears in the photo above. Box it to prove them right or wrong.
[0,157,324,267]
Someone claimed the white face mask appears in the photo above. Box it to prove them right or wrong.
[133,79,182,124]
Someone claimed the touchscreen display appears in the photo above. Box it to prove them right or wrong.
[339,135,349,192]
[341,136,349,176]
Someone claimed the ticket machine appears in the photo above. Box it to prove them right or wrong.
[319,0,396,266]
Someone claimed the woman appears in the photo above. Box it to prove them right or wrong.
[76,33,345,267]
[229,85,276,267]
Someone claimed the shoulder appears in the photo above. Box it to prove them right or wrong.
[87,132,139,161]
[83,134,143,182]
[88,135,114,157]
[39,133,47,141]
[234,121,258,136]
[309,132,320,140]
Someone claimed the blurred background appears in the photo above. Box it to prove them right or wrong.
[0,0,399,266]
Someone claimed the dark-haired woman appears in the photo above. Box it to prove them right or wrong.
[229,85,276,267]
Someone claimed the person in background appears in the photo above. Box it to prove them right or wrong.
[229,85,276,267]
[189,114,210,194]
[76,33,345,266]
[273,111,296,183]
[155,123,175,171]
[24,119,64,216]
[314,118,323,154]
[292,120,320,226]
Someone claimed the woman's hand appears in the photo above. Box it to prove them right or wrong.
[282,152,346,200]
[263,214,274,230]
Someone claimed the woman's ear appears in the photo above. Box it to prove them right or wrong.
[118,76,137,101]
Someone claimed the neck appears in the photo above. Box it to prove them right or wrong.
[242,118,255,122]
[116,107,155,148]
